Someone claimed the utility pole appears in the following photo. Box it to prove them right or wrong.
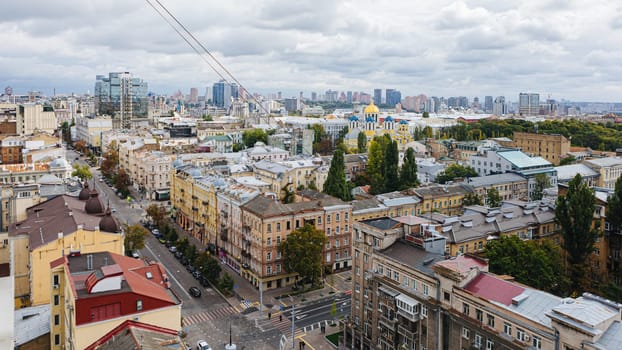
[291,302,296,350]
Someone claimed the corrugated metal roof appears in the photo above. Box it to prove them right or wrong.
[14,304,51,346]
[499,151,551,168]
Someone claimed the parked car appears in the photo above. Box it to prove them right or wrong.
[164,241,173,248]
[189,286,201,297]
[192,270,201,279]
[131,251,140,259]
[174,251,183,259]
[180,257,189,266]
[186,265,196,273]
[168,246,177,253]
[158,237,167,244]
[196,340,211,350]
[199,276,210,287]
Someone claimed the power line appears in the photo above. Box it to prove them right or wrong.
[145,0,271,116]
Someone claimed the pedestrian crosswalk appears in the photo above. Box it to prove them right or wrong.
[183,306,237,326]
[239,300,260,309]
[270,313,304,338]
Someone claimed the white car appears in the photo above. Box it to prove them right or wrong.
[131,251,140,259]
[196,340,211,350]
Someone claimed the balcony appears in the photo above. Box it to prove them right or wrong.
[397,324,418,338]
[378,314,397,329]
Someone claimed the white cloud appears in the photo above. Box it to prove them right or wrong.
[0,0,620,101]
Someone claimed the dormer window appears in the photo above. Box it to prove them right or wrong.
[137,300,143,311]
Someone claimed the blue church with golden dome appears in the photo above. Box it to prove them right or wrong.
[344,101,412,150]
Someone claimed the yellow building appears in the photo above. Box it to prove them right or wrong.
[512,131,570,165]
[344,101,413,151]
[583,157,622,190]
[50,251,181,350]
[9,190,124,307]
[413,183,470,216]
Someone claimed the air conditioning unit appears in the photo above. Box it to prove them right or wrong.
[524,335,530,342]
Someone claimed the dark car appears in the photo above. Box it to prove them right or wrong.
[174,251,183,260]
[192,270,201,279]
[189,286,201,297]
[199,277,210,287]
[180,257,189,266]
[186,265,196,273]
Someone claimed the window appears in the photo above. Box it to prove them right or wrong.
[267,252,272,261]
[276,264,281,273]
[355,283,360,293]
[462,327,470,339]
[336,226,340,234]
[276,252,281,259]
[356,267,360,276]
[393,271,400,282]
[276,223,281,231]
[421,305,427,317]
[267,224,272,233]
[327,215,331,224]
[54,314,60,325]
[503,322,511,335]
[423,284,429,296]
[412,279,417,291]
[344,237,349,245]
[487,314,495,328]
[462,303,469,315]
[326,228,331,236]
[403,275,409,287]
[516,328,525,341]
[486,339,494,350]
[345,225,349,232]
[54,295,59,306]
[326,241,331,249]
[276,236,281,244]
[53,274,59,286]
[474,334,482,347]
[136,300,143,311]
[443,291,450,301]
[476,309,483,322]
[533,336,542,349]
[345,212,349,221]
[335,239,340,248]
[55,334,60,345]
[287,221,291,230]
[267,237,272,246]
[336,213,340,222]
[317,216,322,224]
[267,266,272,274]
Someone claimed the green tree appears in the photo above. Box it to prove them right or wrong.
[195,253,221,282]
[486,187,502,208]
[323,148,351,201]
[242,129,268,148]
[559,155,576,166]
[123,224,148,252]
[71,164,92,181]
[532,173,551,201]
[399,147,419,190]
[100,142,119,180]
[281,185,296,204]
[555,174,599,294]
[486,235,569,296]
[367,136,390,194]
[384,138,400,192]
[463,192,483,206]
[232,143,245,152]
[61,121,72,144]
[278,224,327,286]
[422,111,430,118]
[607,176,622,235]
[219,272,234,293]
[357,132,367,153]
[202,114,213,121]
[435,164,478,184]
[146,204,168,229]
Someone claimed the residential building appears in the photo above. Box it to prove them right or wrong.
[469,147,557,200]
[245,142,290,162]
[583,157,622,190]
[240,193,352,290]
[513,132,571,165]
[200,135,234,153]
[492,96,507,115]
[9,191,124,307]
[252,159,322,198]
[464,173,529,203]
[117,137,158,175]
[413,183,471,216]
[484,96,493,113]
[279,116,348,144]
[85,320,184,350]
[133,150,174,199]
[74,115,113,153]
[49,251,182,350]
[0,135,24,164]
[0,160,72,185]
[349,217,622,350]
[519,92,540,116]
[555,163,600,186]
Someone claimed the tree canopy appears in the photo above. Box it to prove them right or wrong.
[357,132,367,153]
[399,147,419,190]
[366,135,399,194]
[607,176,622,234]
[242,129,268,148]
[384,137,400,192]
[532,173,550,201]
[486,235,569,296]
[123,224,148,252]
[278,224,327,286]
[555,174,599,294]
[435,164,478,184]
[323,148,351,201]
[146,204,168,229]
[71,164,92,181]
[486,187,502,208]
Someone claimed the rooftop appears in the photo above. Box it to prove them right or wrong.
[498,150,552,169]
[584,157,622,168]
[85,320,183,350]
[555,163,600,181]
[377,240,444,277]
[466,173,527,188]
[14,304,50,346]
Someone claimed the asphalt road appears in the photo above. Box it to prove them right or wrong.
[282,294,351,330]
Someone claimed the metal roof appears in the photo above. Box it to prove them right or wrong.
[498,150,552,169]
[14,304,51,346]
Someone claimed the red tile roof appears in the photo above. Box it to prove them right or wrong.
[464,273,525,306]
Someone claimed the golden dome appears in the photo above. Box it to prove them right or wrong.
[364,101,379,114]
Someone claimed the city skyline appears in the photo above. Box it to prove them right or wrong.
[1,1,621,101]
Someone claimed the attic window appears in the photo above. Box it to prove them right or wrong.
[136,300,143,311]
[146,272,153,279]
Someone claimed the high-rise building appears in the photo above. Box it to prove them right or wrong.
[94,72,148,127]
[374,89,382,105]
[519,92,540,115]
[311,92,317,102]
[346,91,352,103]
[386,89,401,107]
[492,96,507,115]
[484,95,493,113]
[212,80,235,110]
[189,87,198,104]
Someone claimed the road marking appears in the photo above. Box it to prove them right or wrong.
[144,243,191,299]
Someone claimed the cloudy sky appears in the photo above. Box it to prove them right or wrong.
[1,0,621,101]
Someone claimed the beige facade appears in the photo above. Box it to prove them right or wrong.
[75,115,113,149]
[584,157,622,190]
[240,194,352,290]
[513,131,570,165]
[133,150,173,198]
[14,103,58,135]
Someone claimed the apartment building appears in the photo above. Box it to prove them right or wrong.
[413,183,471,216]
[584,157,622,190]
[240,193,352,290]
[252,159,322,198]
[513,132,571,166]
[50,251,181,350]
[74,115,113,152]
[349,216,622,350]
[133,150,173,199]
[9,191,124,307]
[464,173,529,203]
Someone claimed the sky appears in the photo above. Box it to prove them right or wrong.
[1,0,621,102]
